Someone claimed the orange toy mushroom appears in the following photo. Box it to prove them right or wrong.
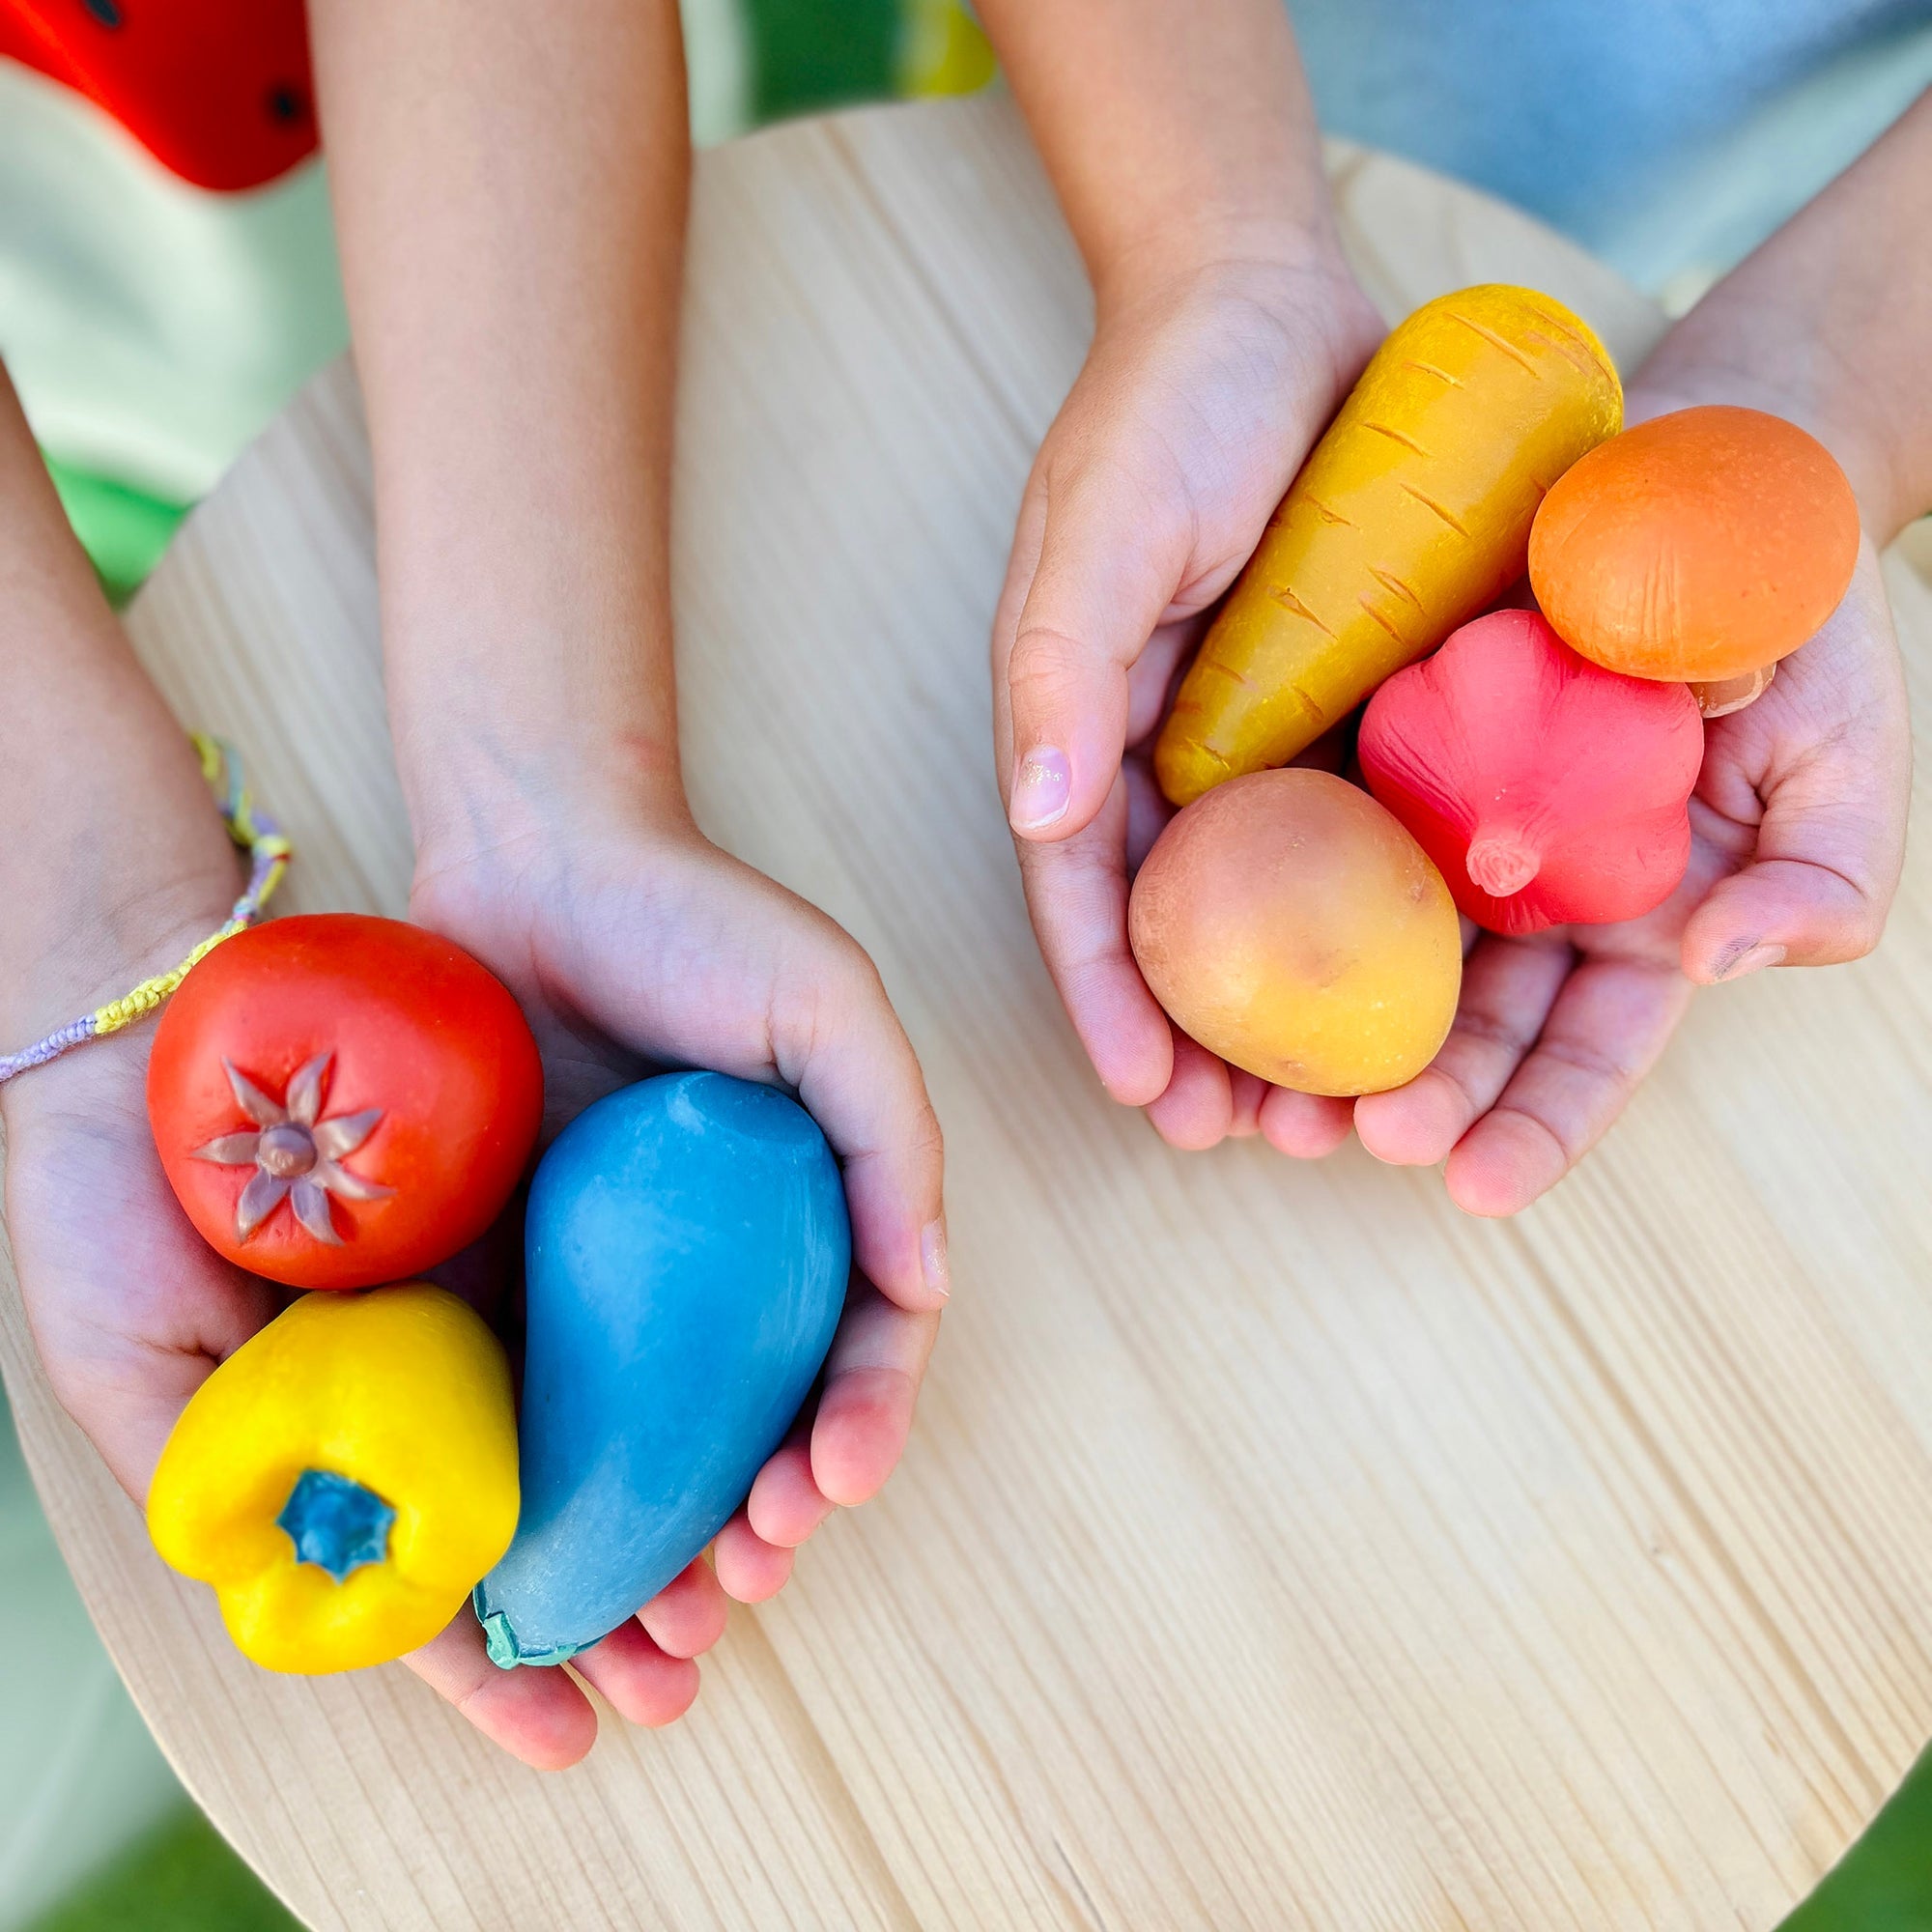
[1359,609,1705,935]
[1527,405,1860,683]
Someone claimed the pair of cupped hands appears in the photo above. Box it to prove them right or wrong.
[7,246,1908,1774]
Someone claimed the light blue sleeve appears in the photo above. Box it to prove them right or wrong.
[1285,0,1932,293]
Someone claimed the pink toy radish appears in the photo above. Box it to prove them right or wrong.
[1359,609,1703,936]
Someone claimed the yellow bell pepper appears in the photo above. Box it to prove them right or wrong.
[148,1283,520,1674]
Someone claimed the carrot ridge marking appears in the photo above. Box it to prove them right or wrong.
[1400,484,1472,539]
[1265,582,1339,638]
[1363,421,1431,457]
[1446,310,1540,378]
[1369,567,1424,611]
[1520,327,1603,379]
[1357,596,1407,645]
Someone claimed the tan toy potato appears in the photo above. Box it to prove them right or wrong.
[1129,769,1462,1097]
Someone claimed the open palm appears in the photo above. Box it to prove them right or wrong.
[7,818,946,1773]
[1002,279,1913,1205]
[406,813,948,1765]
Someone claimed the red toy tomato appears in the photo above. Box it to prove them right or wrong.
[148,915,543,1290]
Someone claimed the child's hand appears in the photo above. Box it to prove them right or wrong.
[1353,388,1911,1214]
[999,267,1913,1211]
[1350,89,1932,1211]
[6,998,284,1501]
[6,812,946,1773]
[403,801,948,1767]
[994,253,1383,1151]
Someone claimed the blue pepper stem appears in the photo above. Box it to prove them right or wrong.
[276,1468,396,1583]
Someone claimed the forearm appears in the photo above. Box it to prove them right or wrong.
[973,0,1340,308]
[1638,88,1932,542]
[0,373,238,1052]
[307,0,692,856]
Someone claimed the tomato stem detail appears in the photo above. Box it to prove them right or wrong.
[190,1051,393,1245]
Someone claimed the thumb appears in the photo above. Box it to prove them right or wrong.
[998,454,1188,842]
[1683,554,1911,981]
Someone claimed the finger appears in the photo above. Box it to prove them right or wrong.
[637,1555,729,1659]
[809,1279,939,1509]
[775,937,949,1315]
[998,456,1190,840]
[1227,1069,1269,1138]
[1354,934,1574,1166]
[745,1439,837,1548]
[713,1512,796,1604]
[1683,548,1911,980]
[406,1613,598,1771]
[1444,956,1692,1217]
[570,1620,702,1730]
[1144,1031,1234,1151]
[1123,754,1176,873]
[1015,772,1174,1105]
[1691,664,1776,719]
[988,475,1047,792]
[1125,615,1205,749]
[1258,1087,1354,1159]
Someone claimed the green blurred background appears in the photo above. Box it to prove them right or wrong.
[32,0,995,607]
[5,0,1928,1926]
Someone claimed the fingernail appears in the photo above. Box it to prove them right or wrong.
[1010,747,1071,831]
[920,1216,951,1299]
[1718,941,1786,981]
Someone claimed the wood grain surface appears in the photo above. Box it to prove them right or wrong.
[6,89,1932,1931]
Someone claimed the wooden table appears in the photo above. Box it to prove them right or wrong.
[7,90,1932,1932]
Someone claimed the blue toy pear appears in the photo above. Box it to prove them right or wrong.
[475,1071,849,1666]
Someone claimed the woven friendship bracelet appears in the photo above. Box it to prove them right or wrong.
[0,735,293,1086]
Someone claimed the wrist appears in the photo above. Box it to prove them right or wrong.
[0,1004,156,1131]
[399,712,689,865]
[1088,244,1383,427]
[404,738,699,920]
[373,454,688,859]
[0,874,238,1112]
[1093,213,1358,327]
[386,611,690,870]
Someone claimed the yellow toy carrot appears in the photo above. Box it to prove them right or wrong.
[1154,285,1623,806]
